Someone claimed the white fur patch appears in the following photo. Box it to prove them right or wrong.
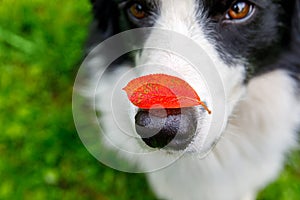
[136,0,247,154]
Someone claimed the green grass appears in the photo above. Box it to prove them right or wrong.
[0,0,299,199]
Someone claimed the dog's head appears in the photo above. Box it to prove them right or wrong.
[85,0,299,160]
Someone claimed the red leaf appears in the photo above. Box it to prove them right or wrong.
[123,74,211,114]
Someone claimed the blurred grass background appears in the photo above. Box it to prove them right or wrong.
[0,0,299,199]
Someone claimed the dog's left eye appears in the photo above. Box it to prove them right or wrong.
[129,3,147,19]
[226,1,254,20]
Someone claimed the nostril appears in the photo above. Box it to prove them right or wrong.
[135,108,197,150]
[135,109,171,148]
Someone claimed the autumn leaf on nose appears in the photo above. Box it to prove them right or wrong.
[123,74,211,114]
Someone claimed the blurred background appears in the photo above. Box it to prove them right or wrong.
[0,0,299,199]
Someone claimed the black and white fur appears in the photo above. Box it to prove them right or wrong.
[84,0,300,199]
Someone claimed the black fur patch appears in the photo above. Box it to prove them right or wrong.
[200,0,299,79]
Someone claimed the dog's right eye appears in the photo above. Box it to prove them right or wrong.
[225,1,255,21]
[129,3,147,19]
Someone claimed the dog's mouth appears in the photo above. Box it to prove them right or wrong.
[135,108,198,150]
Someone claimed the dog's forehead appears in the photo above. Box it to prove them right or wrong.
[158,0,216,19]
[117,0,160,6]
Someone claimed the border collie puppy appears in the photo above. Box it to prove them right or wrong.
[82,0,300,199]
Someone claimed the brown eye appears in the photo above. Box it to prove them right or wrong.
[129,3,147,19]
[228,1,252,20]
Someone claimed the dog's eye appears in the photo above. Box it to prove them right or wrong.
[227,1,253,20]
[129,3,147,19]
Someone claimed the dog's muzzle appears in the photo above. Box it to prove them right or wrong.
[135,108,197,150]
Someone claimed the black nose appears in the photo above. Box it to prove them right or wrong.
[135,108,197,150]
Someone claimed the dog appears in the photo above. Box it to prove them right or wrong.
[81,0,300,199]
